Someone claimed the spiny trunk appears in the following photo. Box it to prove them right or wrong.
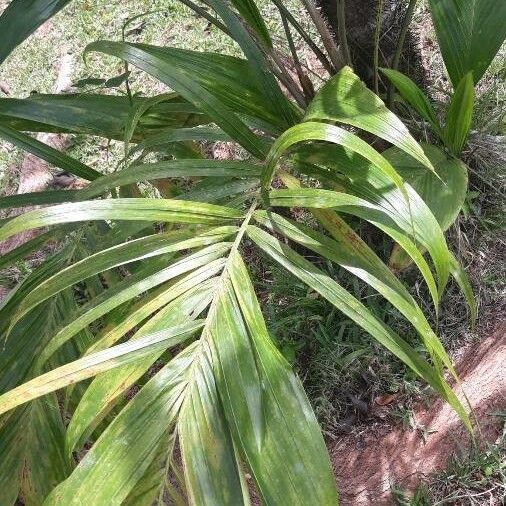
[316,0,424,89]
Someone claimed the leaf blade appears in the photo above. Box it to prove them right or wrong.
[0,199,244,242]
[85,41,268,157]
[0,125,101,181]
[0,322,204,416]
[443,72,474,155]
[380,68,442,136]
[304,66,434,171]
[220,252,340,504]
[428,0,506,85]
[0,0,73,64]
[80,160,261,199]
[262,121,407,199]
[179,343,247,506]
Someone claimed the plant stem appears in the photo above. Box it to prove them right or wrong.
[178,0,231,36]
[336,0,351,67]
[299,0,342,72]
[268,49,308,108]
[387,0,417,107]
[373,0,384,95]
[280,11,315,101]
[271,0,333,74]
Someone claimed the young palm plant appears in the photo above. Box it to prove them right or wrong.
[0,0,485,504]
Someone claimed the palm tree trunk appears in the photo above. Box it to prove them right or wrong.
[315,0,423,89]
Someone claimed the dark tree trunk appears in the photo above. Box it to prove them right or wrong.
[316,0,424,89]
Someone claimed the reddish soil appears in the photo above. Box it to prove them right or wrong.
[0,48,73,259]
[330,322,506,505]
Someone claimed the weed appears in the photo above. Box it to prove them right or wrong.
[397,414,506,505]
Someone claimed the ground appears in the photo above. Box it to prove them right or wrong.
[0,1,504,504]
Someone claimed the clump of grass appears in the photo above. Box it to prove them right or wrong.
[394,414,506,505]
[392,483,432,505]
[249,244,428,433]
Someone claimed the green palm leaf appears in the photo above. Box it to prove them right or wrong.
[380,68,442,137]
[229,0,272,48]
[0,199,244,242]
[267,186,450,299]
[65,282,214,457]
[0,322,204,416]
[0,2,478,502]
[44,343,200,506]
[0,93,206,140]
[80,160,260,199]
[32,249,229,365]
[428,0,506,85]
[247,225,470,430]
[291,143,451,302]
[262,121,407,199]
[0,125,101,181]
[443,72,474,155]
[254,209,454,375]
[85,41,269,157]
[218,252,339,504]
[0,0,73,64]
[179,342,248,506]
[304,66,434,171]
[13,227,236,319]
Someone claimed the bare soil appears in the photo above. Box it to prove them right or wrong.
[330,321,506,505]
[0,46,73,259]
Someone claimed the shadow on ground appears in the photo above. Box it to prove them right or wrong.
[330,322,506,505]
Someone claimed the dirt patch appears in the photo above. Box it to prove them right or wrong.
[0,46,76,307]
[330,321,506,505]
[0,47,74,260]
[0,145,54,258]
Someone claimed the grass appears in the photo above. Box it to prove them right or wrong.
[0,0,225,187]
[393,414,506,505]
